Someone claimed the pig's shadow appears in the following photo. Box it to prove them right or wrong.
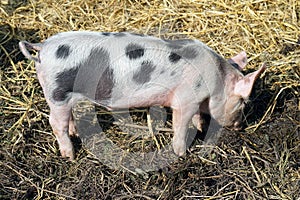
[91,106,214,153]
[68,68,296,157]
[74,70,276,156]
[79,73,273,154]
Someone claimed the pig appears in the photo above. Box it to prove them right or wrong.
[19,31,266,160]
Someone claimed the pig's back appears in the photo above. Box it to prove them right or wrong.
[38,31,213,107]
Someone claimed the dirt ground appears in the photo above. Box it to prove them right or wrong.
[0,0,299,199]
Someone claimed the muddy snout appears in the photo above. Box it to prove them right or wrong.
[233,121,243,130]
[225,121,243,131]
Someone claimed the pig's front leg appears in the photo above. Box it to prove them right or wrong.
[172,104,199,156]
[48,102,74,160]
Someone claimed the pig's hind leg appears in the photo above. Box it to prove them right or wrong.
[192,112,203,132]
[68,113,78,137]
[48,102,75,160]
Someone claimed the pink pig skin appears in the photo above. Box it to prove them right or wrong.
[19,31,266,159]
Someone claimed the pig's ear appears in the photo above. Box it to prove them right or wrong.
[234,63,266,98]
[228,51,247,70]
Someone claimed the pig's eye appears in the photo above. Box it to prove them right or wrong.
[241,98,250,107]
[240,98,247,108]
[240,98,245,105]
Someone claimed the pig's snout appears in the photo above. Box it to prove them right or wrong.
[233,121,242,130]
[227,121,242,131]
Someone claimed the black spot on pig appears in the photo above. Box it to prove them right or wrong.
[169,52,181,63]
[160,69,165,74]
[209,50,228,77]
[52,88,69,102]
[179,46,198,59]
[56,44,71,59]
[169,46,198,63]
[170,71,176,76]
[125,43,145,59]
[165,39,195,49]
[52,47,114,103]
[73,47,115,101]
[230,62,240,70]
[52,67,79,101]
[95,66,114,101]
[113,32,126,37]
[194,77,203,89]
[133,60,156,84]
[102,32,111,36]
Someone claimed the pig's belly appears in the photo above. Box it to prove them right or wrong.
[110,94,170,108]
[94,86,174,109]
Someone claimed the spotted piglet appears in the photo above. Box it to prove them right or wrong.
[19,31,266,160]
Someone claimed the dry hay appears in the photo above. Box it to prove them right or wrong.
[0,0,299,199]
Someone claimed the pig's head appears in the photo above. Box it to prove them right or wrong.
[208,52,266,130]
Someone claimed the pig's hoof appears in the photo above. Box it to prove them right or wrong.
[172,141,186,157]
[192,115,203,132]
[174,149,186,157]
[60,148,75,161]
[194,123,202,132]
